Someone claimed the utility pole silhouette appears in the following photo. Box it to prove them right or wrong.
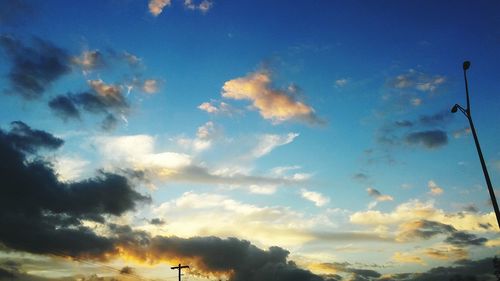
[171,263,189,281]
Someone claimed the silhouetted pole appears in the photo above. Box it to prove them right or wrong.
[451,61,500,229]
[171,263,189,281]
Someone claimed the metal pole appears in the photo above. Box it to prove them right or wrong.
[462,62,500,229]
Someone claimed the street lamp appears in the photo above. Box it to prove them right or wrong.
[451,61,500,229]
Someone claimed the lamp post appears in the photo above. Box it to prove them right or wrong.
[451,61,500,229]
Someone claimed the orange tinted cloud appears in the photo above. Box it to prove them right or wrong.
[222,71,321,124]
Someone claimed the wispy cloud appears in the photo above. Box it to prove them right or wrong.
[428,180,444,196]
[300,188,330,207]
[388,69,446,93]
[184,0,213,13]
[251,133,298,158]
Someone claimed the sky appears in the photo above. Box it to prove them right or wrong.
[1,0,500,280]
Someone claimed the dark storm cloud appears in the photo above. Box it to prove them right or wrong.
[398,220,455,241]
[444,232,487,246]
[376,257,496,281]
[0,35,71,99]
[71,92,109,113]
[404,130,447,149]
[48,95,81,120]
[7,121,63,152]
[120,235,324,281]
[0,122,149,258]
[397,220,488,248]
[49,90,128,131]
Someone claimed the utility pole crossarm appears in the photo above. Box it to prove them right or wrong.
[171,263,190,281]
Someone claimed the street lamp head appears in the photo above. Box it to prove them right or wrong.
[451,104,459,113]
[463,61,471,70]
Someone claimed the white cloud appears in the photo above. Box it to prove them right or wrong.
[142,79,160,94]
[428,180,444,196]
[176,121,220,152]
[198,101,238,116]
[152,191,337,247]
[53,155,90,182]
[149,0,172,16]
[301,188,330,207]
[390,69,446,93]
[335,78,348,88]
[92,133,307,190]
[93,135,191,172]
[251,133,298,158]
[249,184,278,195]
[184,0,213,13]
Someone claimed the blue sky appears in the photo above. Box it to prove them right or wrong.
[1,0,500,280]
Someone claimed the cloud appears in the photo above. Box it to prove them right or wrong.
[350,199,496,233]
[388,69,446,93]
[0,122,149,258]
[48,95,81,121]
[88,79,128,109]
[396,220,455,242]
[424,246,468,261]
[198,101,239,116]
[184,0,213,13]
[427,180,444,196]
[222,71,321,124]
[71,50,106,71]
[418,111,452,126]
[335,78,348,88]
[352,173,369,182]
[148,0,172,16]
[404,130,447,149]
[301,189,330,207]
[452,127,471,139]
[94,134,303,189]
[142,79,160,94]
[117,234,324,281]
[391,252,426,265]
[0,35,71,99]
[151,191,349,248]
[443,231,487,246]
[52,155,90,182]
[176,121,221,152]
[366,188,393,202]
[49,79,130,130]
[375,110,452,153]
[6,121,64,153]
[251,133,298,158]
[306,262,381,280]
